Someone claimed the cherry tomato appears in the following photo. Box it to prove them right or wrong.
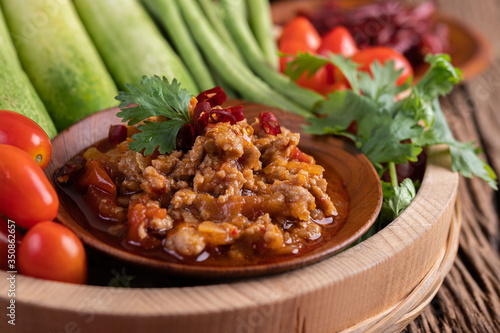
[0,144,59,229]
[0,110,52,169]
[279,40,330,92]
[18,221,87,284]
[317,26,359,57]
[351,47,413,85]
[279,16,321,51]
[0,216,23,271]
[279,39,313,72]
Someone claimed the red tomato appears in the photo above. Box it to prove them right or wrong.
[0,110,52,169]
[279,40,330,92]
[351,47,413,85]
[0,144,59,229]
[78,160,117,196]
[317,26,359,57]
[0,216,23,271]
[18,221,87,284]
[317,81,349,96]
[278,16,321,51]
[279,39,314,72]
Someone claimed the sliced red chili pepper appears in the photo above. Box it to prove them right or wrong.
[193,101,211,134]
[209,109,237,124]
[176,123,196,152]
[259,112,282,135]
[196,87,228,107]
[55,155,87,184]
[227,106,244,122]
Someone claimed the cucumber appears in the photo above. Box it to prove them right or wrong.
[0,0,118,131]
[0,6,57,139]
[74,0,199,95]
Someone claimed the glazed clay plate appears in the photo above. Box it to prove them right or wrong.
[271,0,493,81]
[45,100,382,279]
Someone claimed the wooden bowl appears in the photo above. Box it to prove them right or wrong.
[0,107,459,332]
[271,0,493,81]
[43,101,382,278]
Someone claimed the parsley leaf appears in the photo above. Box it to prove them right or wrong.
[115,76,192,155]
[380,179,416,222]
[305,90,422,164]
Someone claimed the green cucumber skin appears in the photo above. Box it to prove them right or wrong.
[74,0,199,95]
[0,0,118,132]
[0,6,57,139]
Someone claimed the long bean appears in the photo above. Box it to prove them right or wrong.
[247,0,279,70]
[177,0,311,117]
[196,0,243,61]
[219,0,325,111]
[141,0,215,91]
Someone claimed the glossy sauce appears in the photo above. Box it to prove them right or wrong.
[57,140,351,266]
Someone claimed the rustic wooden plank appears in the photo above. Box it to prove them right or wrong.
[405,0,500,331]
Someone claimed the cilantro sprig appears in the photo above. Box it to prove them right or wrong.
[115,76,192,156]
[285,52,497,225]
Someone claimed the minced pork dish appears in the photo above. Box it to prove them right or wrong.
[58,87,343,265]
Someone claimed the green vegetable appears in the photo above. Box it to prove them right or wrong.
[1,0,118,131]
[219,0,325,111]
[74,0,198,94]
[285,52,497,223]
[197,0,243,61]
[247,0,279,70]
[0,6,57,138]
[176,0,311,116]
[142,0,215,91]
[116,76,192,156]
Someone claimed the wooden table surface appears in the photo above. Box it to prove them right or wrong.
[402,0,500,332]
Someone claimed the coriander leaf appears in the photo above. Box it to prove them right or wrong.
[305,90,422,164]
[304,89,378,135]
[360,113,423,164]
[416,99,498,189]
[380,178,416,222]
[414,54,463,101]
[283,52,329,81]
[115,76,193,156]
[326,53,360,94]
[128,120,186,156]
[359,60,409,110]
[116,75,192,126]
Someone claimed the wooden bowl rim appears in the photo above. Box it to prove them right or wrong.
[46,103,383,278]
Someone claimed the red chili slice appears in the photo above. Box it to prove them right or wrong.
[196,87,228,107]
[227,106,244,122]
[176,123,196,152]
[259,112,282,135]
[209,109,237,124]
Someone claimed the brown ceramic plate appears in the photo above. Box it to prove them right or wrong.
[271,0,493,81]
[45,100,382,279]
